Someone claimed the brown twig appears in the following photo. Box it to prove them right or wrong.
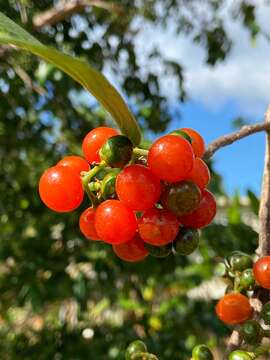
[204,122,270,159]
[257,106,270,256]
[32,0,123,30]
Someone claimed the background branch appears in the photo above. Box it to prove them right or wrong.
[257,106,270,256]
[204,122,270,159]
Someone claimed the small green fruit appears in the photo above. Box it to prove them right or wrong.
[240,320,262,345]
[173,228,199,255]
[100,135,133,168]
[125,340,148,360]
[145,243,172,258]
[261,301,270,325]
[228,350,255,360]
[101,169,121,199]
[162,181,201,216]
[170,129,192,143]
[239,269,255,291]
[228,251,253,272]
[192,344,213,360]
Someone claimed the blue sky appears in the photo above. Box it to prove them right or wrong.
[129,0,270,196]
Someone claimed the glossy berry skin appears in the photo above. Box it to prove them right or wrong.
[95,200,137,244]
[148,135,195,183]
[216,293,253,325]
[39,165,84,212]
[228,351,254,360]
[57,155,89,175]
[187,158,210,190]
[116,165,161,211]
[192,345,213,360]
[99,135,133,168]
[253,256,270,289]
[240,320,262,345]
[125,341,148,360]
[228,251,253,272]
[173,228,199,256]
[138,208,179,246]
[145,243,172,258]
[181,128,205,157]
[82,127,118,164]
[261,301,270,324]
[239,269,255,291]
[79,207,100,241]
[161,181,201,216]
[113,234,149,262]
[178,189,216,228]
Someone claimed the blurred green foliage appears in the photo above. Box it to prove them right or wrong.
[0,1,264,359]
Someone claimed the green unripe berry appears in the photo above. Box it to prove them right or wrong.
[261,301,270,325]
[161,181,201,216]
[101,169,121,199]
[145,243,172,258]
[228,350,255,360]
[100,135,133,168]
[239,269,255,291]
[170,129,192,143]
[228,251,253,272]
[125,340,148,360]
[173,228,199,256]
[192,344,213,360]
[240,320,263,345]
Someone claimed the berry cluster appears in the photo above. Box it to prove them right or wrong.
[215,253,270,359]
[39,127,216,262]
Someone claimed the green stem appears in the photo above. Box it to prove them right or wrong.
[89,182,101,192]
[133,147,149,157]
[254,345,270,357]
[81,161,106,206]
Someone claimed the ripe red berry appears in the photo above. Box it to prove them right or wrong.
[148,135,195,183]
[57,155,90,175]
[79,207,100,241]
[82,127,119,164]
[116,165,161,211]
[95,200,137,244]
[39,165,84,212]
[113,234,149,262]
[186,158,210,190]
[253,256,270,289]
[178,189,216,228]
[138,208,179,246]
[216,293,253,325]
[181,128,205,157]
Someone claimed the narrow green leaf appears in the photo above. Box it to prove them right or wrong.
[247,189,259,215]
[0,12,141,145]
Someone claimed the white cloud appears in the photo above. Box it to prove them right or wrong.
[134,1,270,117]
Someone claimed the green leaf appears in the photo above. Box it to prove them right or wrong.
[247,189,259,215]
[0,11,141,145]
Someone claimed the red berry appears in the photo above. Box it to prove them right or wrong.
[138,208,179,246]
[39,165,84,212]
[181,128,205,157]
[178,189,216,228]
[82,127,119,164]
[186,158,210,190]
[148,135,195,183]
[253,256,270,289]
[57,155,90,175]
[216,293,253,325]
[79,207,100,241]
[113,234,149,262]
[116,165,161,211]
[95,200,137,244]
